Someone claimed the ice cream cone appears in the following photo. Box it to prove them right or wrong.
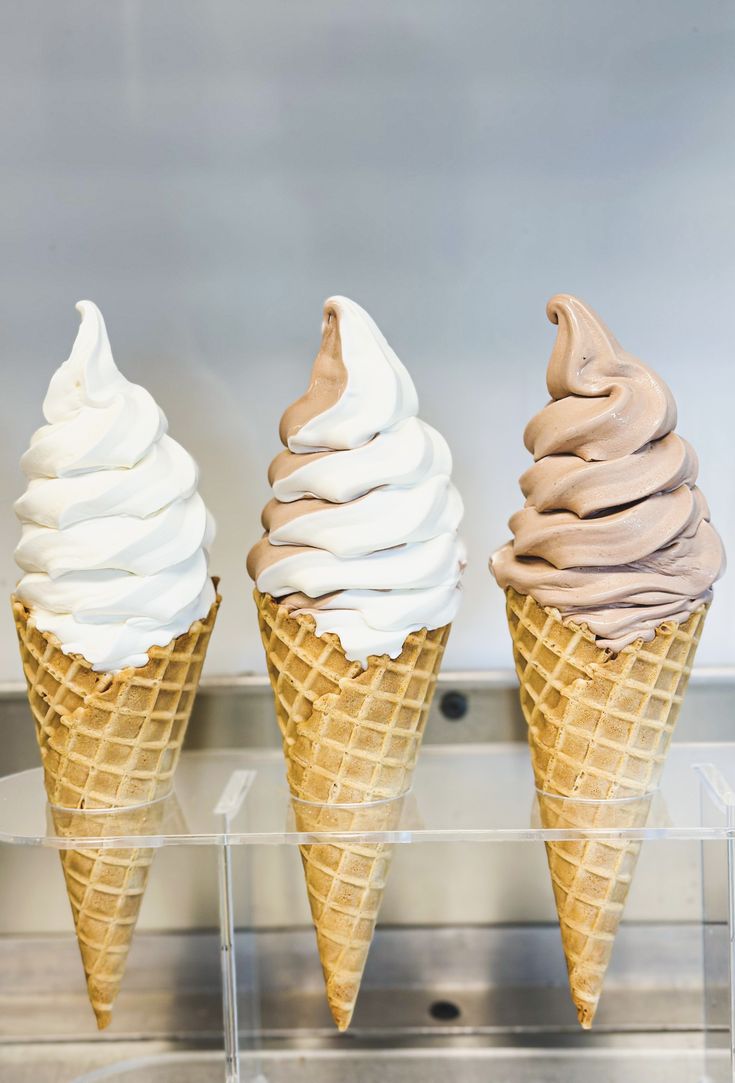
[11,590,219,1028]
[256,589,449,1030]
[505,586,707,1027]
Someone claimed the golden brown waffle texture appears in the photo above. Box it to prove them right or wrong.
[255,589,449,1030]
[12,594,220,810]
[12,591,219,1028]
[505,586,706,1027]
[49,800,166,1030]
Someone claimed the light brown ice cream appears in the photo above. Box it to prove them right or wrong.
[491,294,725,651]
[278,303,347,448]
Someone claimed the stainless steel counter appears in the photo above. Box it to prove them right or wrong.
[0,1042,718,1083]
[0,926,721,1081]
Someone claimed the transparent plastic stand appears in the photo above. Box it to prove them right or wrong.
[1,742,734,1083]
[698,762,735,1083]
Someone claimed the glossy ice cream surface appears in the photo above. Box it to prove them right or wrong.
[248,296,465,664]
[15,301,216,671]
[491,294,724,651]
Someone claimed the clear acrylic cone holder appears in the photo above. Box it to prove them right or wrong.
[1,742,735,1082]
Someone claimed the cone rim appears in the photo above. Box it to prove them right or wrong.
[12,577,221,679]
[505,585,709,658]
[254,587,451,668]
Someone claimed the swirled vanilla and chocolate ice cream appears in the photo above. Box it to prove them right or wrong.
[14,301,216,671]
[491,294,725,651]
[247,296,465,664]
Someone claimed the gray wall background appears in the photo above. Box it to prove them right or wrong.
[1,0,734,680]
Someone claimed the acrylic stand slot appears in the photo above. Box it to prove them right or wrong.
[0,743,734,1082]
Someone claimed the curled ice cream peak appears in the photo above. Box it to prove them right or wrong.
[15,301,215,671]
[280,296,419,453]
[23,301,166,479]
[492,294,724,651]
[44,301,128,419]
[249,296,464,664]
[527,294,678,461]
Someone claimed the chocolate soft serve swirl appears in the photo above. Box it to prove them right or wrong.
[491,294,724,651]
[247,296,465,665]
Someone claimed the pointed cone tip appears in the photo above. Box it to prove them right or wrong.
[94,1008,112,1030]
[328,996,355,1032]
[575,998,597,1030]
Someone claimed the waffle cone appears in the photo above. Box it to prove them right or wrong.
[255,590,449,1030]
[505,587,707,1027]
[12,589,219,1027]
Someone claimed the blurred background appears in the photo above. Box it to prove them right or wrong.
[1,0,734,677]
[1,5,734,1074]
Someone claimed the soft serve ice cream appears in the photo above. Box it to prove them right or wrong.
[491,294,725,650]
[14,301,216,671]
[247,295,464,663]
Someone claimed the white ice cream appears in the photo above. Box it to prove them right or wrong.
[15,300,216,671]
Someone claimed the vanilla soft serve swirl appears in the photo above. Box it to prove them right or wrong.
[15,301,216,671]
[491,294,724,651]
[247,296,464,664]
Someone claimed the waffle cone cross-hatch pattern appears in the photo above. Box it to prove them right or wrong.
[505,586,707,1028]
[48,801,166,1030]
[255,590,449,1030]
[12,595,220,810]
[12,592,219,1028]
